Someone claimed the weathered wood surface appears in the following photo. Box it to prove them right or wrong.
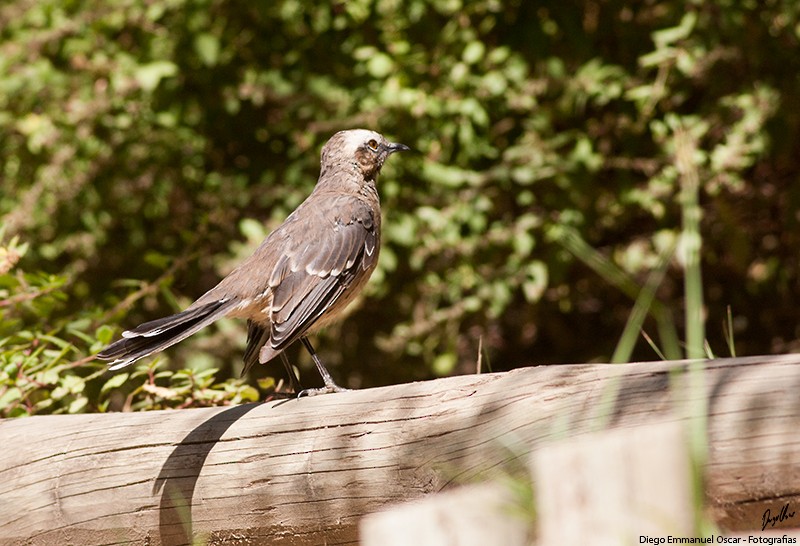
[1,355,800,545]
[532,421,694,545]
[360,483,529,546]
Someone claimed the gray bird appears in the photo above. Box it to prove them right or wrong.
[97,129,409,395]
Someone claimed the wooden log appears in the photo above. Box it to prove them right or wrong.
[1,355,800,545]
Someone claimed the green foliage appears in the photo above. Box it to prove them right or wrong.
[0,229,262,417]
[2,0,800,414]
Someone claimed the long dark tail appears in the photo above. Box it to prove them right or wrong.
[97,299,237,370]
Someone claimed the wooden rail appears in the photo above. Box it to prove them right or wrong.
[2,355,799,545]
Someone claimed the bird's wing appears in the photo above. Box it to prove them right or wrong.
[261,194,379,360]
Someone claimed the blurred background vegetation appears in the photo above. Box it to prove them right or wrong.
[2,0,799,416]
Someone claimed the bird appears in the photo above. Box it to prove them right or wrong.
[97,129,410,396]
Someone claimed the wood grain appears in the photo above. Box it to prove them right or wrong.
[1,355,799,545]
[532,421,694,545]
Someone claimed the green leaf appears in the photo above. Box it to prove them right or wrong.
[366,52,394,78]
[237,386,260,402]
[101,373,129,394]
[134,61,178,92]
[68,397,88,414]
[62,375,85,394]
[96,325,114,345]
[257,377,276,391]
[462,41,485,65]
[432,353,457,376]
[194,33,220,66]
[522,262,548,303]
[144,251,171,269]
[239,218,268,243]
[653,12,697,48]
[0,387,21,409]
[36,369,60,385]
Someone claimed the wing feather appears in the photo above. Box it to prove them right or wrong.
[260,196,378,360]
[242,320,270,376]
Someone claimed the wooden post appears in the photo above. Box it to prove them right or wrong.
[360,483,529,546]
[532,421,694,545]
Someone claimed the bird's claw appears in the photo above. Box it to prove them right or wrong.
[297,384,351,398]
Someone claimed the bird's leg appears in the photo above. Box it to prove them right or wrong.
[279,352,303,394]
[297,336,351,396]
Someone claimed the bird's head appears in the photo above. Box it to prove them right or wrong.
[321,129,410,180]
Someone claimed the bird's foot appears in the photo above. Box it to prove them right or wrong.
[297,384,351,397]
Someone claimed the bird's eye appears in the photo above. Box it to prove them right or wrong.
[367,139,379,151]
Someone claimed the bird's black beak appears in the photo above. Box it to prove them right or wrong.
[386,142,411,154]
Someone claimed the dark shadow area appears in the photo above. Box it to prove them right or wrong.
[153,403,259,546]
[707,363,743,418]
[608,367,674,427]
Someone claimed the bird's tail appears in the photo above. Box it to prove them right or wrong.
[97,300,236,370]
